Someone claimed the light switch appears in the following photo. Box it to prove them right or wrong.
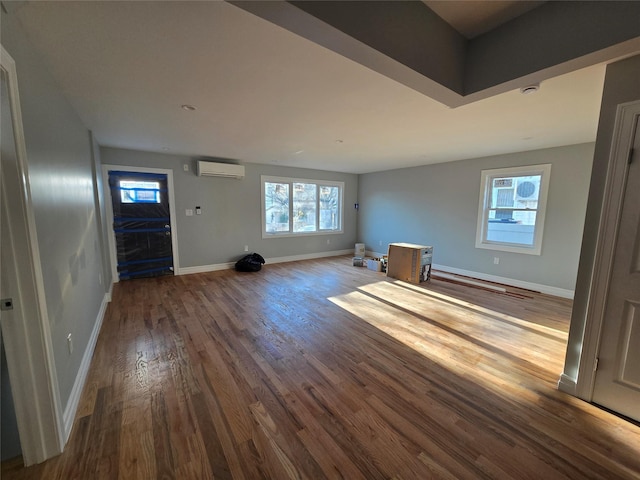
[195,206,202,215]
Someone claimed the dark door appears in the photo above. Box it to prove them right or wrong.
[108,171,174,280]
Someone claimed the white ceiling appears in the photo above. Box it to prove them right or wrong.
[12,1,607,174]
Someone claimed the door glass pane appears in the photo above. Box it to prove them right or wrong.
[319,185,339,230]
[293,183,317,232]
[265,182,290,233]
[120,180,160,203]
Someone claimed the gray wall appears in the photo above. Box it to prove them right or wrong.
[358,143,594,291]
[2,11,108,409]
[100,148,359,268]
[563,54,640,385]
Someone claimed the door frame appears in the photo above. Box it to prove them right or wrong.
[102,164,180,281]
[1,45,64,464]
[576,100,640,400]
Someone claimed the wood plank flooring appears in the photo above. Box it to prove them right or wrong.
[3,256,640,479]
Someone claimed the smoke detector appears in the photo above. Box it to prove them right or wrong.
[520,83,540,95]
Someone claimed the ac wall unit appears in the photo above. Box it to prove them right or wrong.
[197,161,245,179]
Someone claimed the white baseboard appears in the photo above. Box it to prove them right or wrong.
[178,249,353,275]
[63,291,110,441]
[557,373,577,395]
[178,262,235,275]
[365,250,574,299]
[266,249,352,265]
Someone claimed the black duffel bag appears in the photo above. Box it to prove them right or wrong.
[235,253,266,272]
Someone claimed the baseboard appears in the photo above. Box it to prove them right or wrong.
[62,291,110,441]
[178,250,353,275]
[557,373,578,396]
[178,262,235,275]
[365,250,574,299]
[266,249,352,265]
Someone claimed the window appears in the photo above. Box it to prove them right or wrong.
[262,176,343,237]
[119,180,161,204]
[475,164,551,255]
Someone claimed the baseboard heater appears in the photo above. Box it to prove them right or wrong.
[432,271,507,293]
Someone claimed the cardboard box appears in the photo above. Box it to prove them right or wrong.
[386,243,433,283]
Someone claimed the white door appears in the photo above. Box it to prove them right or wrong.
[592,114,640,421]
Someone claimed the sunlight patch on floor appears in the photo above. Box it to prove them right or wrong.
[386,280,567,339]
[328,280,565,391]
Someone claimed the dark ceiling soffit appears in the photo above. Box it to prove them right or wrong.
[228,0,466,107]
[289,0,466,95]
[229,1,640,108]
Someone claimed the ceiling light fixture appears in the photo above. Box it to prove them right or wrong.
[520,83,540,95]
[181,104,197,111]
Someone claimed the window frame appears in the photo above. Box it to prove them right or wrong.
[475,164,551,255]
[261,175,344,238]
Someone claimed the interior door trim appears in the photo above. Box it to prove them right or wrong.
[1,45,64,464]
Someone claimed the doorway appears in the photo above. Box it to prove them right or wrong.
[108,171,174,280]
[103,165,180,282]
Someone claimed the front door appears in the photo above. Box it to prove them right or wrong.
[591,113,640,422]
[108,171,174,280]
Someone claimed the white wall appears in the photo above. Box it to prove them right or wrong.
[358,143,594,294]
[100,147,359,270]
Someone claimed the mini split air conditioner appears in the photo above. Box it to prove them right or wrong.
[196,161,245,179]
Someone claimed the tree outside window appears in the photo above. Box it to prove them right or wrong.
[262,176,344,237]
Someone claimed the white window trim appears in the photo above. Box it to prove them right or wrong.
[475,164,551,255]
[261,175,344,238]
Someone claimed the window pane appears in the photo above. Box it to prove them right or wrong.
[490,175,541,209]
[487,211,537,246]
[265,182,289,233]
[120,180,160,204]
[293,183,317,232]
[319,185,340,230]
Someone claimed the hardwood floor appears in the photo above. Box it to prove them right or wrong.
[3,256,640,479]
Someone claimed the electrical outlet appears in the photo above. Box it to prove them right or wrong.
[186,209,193,216]
[195,206,202,215]
[494,257,500,265]
[244,245,249,252]
[67,334,73,355]
[183,164,189,172]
